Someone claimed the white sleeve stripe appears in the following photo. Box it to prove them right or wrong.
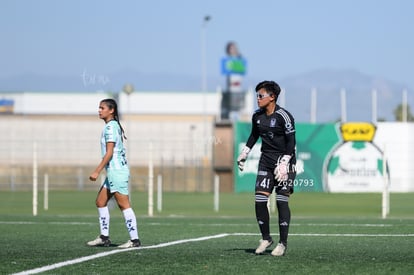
[276,109,295,133]
[276,109,291,124]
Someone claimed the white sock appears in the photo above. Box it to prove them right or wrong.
[98,207,110,237]
[122,208,139,240]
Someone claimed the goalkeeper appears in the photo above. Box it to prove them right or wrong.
[237,80,296,257]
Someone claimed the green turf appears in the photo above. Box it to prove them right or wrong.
[1,191,413,274]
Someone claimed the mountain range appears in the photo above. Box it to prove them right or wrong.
[0,68,411,122]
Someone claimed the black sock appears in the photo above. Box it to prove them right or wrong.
[255,199,271,241]
[276,196,291,245]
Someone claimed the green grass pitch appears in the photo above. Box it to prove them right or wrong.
[1,191,413,274]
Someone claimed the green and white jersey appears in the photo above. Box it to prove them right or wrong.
[101,120,128,170]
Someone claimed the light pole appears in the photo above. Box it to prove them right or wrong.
[201,15,211,92]
[122,83,134,197]
[122,83,134,144]
[201,15,211,160]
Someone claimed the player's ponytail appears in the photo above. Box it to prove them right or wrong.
[113,112,127,142]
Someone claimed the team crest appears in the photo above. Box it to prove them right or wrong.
[270,118,276,127]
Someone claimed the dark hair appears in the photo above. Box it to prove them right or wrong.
[255,80,281,99]
[100,98,127,141]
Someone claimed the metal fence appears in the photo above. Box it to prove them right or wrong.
[0,115,220,192]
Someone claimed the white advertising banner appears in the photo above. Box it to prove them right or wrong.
[324,122,414,193]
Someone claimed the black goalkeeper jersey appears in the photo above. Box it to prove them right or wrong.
[245,105,296,166]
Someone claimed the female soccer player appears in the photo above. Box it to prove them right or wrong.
[87,98,141,248]
[237,80,296,256]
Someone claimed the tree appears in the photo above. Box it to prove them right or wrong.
[393,103,414,121]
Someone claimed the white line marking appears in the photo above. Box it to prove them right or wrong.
[295,223,394,227]
[0,221,95,225]
[3,221,412,227]
[10,232,414,275]
[291,233,414,237]
[11,234,230,275]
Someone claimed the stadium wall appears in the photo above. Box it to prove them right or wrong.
[0,90,254,118]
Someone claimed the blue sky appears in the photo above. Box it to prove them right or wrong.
[1,0,413,90]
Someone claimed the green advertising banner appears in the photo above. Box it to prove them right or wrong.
[234,122,340,192]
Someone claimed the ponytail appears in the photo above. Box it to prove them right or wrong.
[114,115,127,142]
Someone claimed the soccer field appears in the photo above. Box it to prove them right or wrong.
[1,191,413,274]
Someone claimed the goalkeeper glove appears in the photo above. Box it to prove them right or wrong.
[274,155,291,181]
[237,146,250,171]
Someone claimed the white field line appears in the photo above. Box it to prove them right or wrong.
[2,221,411,227]
[11,234,230,275]
[0,221,95,225]
[291,233,414,237]
[11,232,414,275]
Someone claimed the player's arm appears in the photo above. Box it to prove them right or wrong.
[275,111,296,181]
[284,132,296,157]
[246,113,260,148]
[89,142,115,181]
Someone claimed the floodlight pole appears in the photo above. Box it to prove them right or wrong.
[201,15,211,159]
[372,89,377,124]
[340,88,347,123]
[123,84,134,199]
[310,88,317,123]
[201,15,210,93]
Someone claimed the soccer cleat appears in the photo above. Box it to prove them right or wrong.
[255,239,273,254]
[271,242,286,256]
[118,239,141,248]
[87,235,111,247]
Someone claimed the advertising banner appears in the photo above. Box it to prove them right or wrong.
[234,121,395,193]
[234,122,339,192]
[323,122,388,192]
